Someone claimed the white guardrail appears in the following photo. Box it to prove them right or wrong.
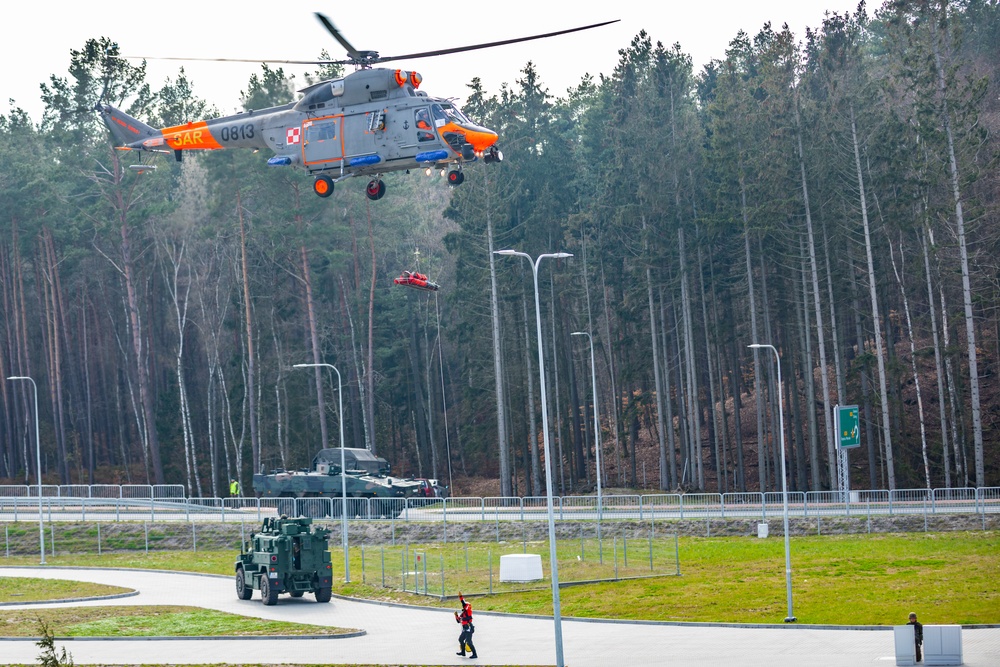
[0,486,997,523]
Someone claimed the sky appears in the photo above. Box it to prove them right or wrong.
[3,1,864,123]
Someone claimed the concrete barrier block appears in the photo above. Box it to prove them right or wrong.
[499,553,543,582]
[925,624,963,666]
[895,625,916,666]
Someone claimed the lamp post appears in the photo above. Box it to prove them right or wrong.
[8,375,44,565]
[293,362,348,583]
[495,249,572,667]
[570,331,602,542]
[747,343,796,623]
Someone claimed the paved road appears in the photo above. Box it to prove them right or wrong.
[1,567,998,666]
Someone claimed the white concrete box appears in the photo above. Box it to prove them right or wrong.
[924,625,963,666]
[894,625,916,666]
[499,554,544,582]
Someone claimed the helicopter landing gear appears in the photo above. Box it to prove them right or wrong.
[313,175,334,198]
[365,179,386,201]
[447,170,465,186]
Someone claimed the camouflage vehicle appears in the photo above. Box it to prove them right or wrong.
[253,447,424,518]
[235,515,332,605]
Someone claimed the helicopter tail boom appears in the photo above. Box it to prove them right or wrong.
[95,104,162,149]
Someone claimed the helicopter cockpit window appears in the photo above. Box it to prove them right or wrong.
[438,103,472,125]
[306,121,337,143]
[415,108,435,142]
[430,105,448,127]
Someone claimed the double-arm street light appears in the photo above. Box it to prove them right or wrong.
[747,343,796,623]
[570,331,603,543]
[7,375,45,564]
[293,362,349,583]
[494,249,572,667]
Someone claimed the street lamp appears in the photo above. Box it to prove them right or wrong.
[571,331,603,545]
[8,375,45,565]
[293,362,349,583]
[495,248,572,667]
[747,343,796,623]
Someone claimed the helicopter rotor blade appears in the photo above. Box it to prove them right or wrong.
[112,54,352,66]
[315,12,368,62]
[118,17,620,69]
[372,19,620,64]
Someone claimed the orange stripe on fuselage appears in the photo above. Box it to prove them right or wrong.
[161,120,223,151]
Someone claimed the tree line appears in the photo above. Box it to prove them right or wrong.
[1,0,997,496]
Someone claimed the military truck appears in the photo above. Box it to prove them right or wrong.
[236,515,332,605]
[253,447,424,518]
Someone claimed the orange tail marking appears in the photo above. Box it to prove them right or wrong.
[161,121,222,150]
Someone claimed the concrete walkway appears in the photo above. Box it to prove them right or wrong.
[2,567,998,666]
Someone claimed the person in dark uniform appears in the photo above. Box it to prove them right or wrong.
[908,612,923,662]
[454,591,477,659]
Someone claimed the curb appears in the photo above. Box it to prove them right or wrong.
[0,590,139,606]
[0,630,367,641]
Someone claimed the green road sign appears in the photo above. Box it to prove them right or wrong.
[836,405,861,449]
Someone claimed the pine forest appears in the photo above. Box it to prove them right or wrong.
[1,1,998,498]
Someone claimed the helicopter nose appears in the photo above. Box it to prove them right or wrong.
[459,124,498,152]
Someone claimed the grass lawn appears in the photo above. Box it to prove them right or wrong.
[0,605,356,637]
[0,577,130,603]
[2,530,997,625]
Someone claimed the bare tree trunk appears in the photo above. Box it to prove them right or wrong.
[161,237,201,497]
[237,193,258,481]
[888,234,931,490]
[600,259,624,487]
[483,172,511,496]
[931,20,984,487]
[549,271,569,489]
[270,314,288,469]
[679,227,703,490]
[822,219,846,404]
[799,237,820,489]
[940,277,966,486]
[301,244,329,450]
[642,215,669,491]
[741,164,767,492]
[519,278,540,496]
[922,226,951,488]
[39,235,69,483]
[658,287,678,490]
[795,97,835,487]
[851,104,894,489]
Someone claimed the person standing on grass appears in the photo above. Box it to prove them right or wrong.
[908,612,923,662]
[454,591,477,659]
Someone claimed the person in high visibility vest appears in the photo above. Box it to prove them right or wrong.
[229,479,241,497]
[454,591,477,659]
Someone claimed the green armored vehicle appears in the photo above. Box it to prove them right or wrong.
[253,447,424,518]
[236,516,332,605]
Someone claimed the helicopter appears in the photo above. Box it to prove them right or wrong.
[96,14,618,200]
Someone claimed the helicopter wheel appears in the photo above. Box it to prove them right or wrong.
[447,170,465,186]
[365,179,386,201]
[313,175,335,198]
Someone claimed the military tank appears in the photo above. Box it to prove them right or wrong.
[253,447,424,518]
[235,515,332,605]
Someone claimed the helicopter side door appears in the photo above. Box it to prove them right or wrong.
[302,116,343,168]
[341,111,379,163]
[381,106,438,162]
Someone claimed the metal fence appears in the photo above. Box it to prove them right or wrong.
[0,486,997,523]
[358,526,681,599]
[0,484,185,499]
